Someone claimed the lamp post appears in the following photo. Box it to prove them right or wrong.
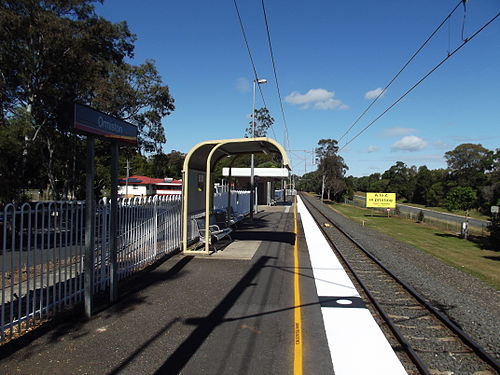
[250,78,267,221]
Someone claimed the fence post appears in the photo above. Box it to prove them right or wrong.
[154,196,158,258]
[110,142,118,303]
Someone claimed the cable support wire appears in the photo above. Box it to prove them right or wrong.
[261,0,290,151]
[337,0,465,144]
[339,11,499,153]
[233,0,277,140]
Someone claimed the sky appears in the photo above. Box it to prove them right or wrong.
[96,0,500,177]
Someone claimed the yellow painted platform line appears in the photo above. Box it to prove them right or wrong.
[293,197,303,375]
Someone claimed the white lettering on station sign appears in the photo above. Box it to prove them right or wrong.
[67,103,137,146]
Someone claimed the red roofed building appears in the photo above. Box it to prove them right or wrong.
[118,175,182,198]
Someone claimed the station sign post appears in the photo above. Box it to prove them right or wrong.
[65,103,138,317]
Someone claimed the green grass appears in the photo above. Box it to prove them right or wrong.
[354,191,490,221]
[329,202,500,290]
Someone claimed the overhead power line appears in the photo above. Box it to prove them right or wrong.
[232,0,277,140]
[261,0,290,150]
[339,11,499,152]
[337,0,464,144]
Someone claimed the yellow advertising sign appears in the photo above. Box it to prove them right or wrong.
[366,192,396,208]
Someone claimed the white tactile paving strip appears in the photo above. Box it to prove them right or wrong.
[297,196,408,375]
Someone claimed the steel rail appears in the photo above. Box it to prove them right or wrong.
[300,193,500,374]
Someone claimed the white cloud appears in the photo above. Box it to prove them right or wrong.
[384,127,416,137]
[285,88,348,110]
[236,77,250,93]
[364,87,385,100]
[367,145,379,153]
[391,136,427,151]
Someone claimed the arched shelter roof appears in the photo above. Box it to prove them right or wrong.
[183,137,291,172]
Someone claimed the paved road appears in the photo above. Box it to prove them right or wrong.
[353,195,490,230]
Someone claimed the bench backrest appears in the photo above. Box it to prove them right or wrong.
[194,215,217,231]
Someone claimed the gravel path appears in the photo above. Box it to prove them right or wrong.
[303,194,500,360]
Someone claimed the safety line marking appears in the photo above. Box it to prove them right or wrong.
[293,198,303,375]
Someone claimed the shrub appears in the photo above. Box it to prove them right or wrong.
[488,215,500,250]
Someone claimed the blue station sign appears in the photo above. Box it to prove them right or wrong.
[68,103,138,146]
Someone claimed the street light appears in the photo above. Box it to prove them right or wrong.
[250,78,267,221]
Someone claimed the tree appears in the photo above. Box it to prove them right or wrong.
[0,1,175,200]
[91,60,175,154]
[382,161,416,202]
[445,144,493,189]
[0,109,43,202]
[1,0,135,199]
[315,139,348,201]
[446,186,477,211]
[296,171,321,193]
[245,107,274,138]
[150,152,179,179]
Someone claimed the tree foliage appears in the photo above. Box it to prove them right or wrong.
[445,143,493,188]
[245,107,274,138]
[315,139,348,201]
[0,0,175,202]
[91,60,175,153]
[446,186,477,211]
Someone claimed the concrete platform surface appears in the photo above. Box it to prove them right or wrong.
[0,205,333,375]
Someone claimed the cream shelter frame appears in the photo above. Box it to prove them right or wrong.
[182,137,291,254]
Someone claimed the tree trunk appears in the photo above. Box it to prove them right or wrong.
[45,136,58,200]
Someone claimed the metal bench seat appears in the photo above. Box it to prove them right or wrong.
[195,215,232,251]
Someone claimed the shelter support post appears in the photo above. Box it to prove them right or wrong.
[84,136,95,318]
[205,144,224,253]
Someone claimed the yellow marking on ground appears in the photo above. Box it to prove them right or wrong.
[293,197,303,375]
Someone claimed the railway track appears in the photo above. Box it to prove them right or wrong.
[299,193,500,375]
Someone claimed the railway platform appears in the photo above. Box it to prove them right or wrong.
[0,198,407,375]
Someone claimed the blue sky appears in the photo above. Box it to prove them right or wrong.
[96,0,499,177]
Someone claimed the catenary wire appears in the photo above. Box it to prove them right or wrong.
[232,0,277,140]
[261,0,290,150]
[339,11,499,152]
[337,0,464,144]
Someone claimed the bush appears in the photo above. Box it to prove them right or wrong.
[417,210,424,223]
[488,215,500,250]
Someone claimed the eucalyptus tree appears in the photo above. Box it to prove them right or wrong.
[245,107,274,138]
[315,139,348,201]
[0,1,175,200]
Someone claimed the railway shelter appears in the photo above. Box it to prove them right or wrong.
[181,137,291,254]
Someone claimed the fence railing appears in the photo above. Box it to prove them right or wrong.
[0,190,252,343]
[0,195,181,343]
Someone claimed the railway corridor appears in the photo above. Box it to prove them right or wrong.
[1,198,497,374]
